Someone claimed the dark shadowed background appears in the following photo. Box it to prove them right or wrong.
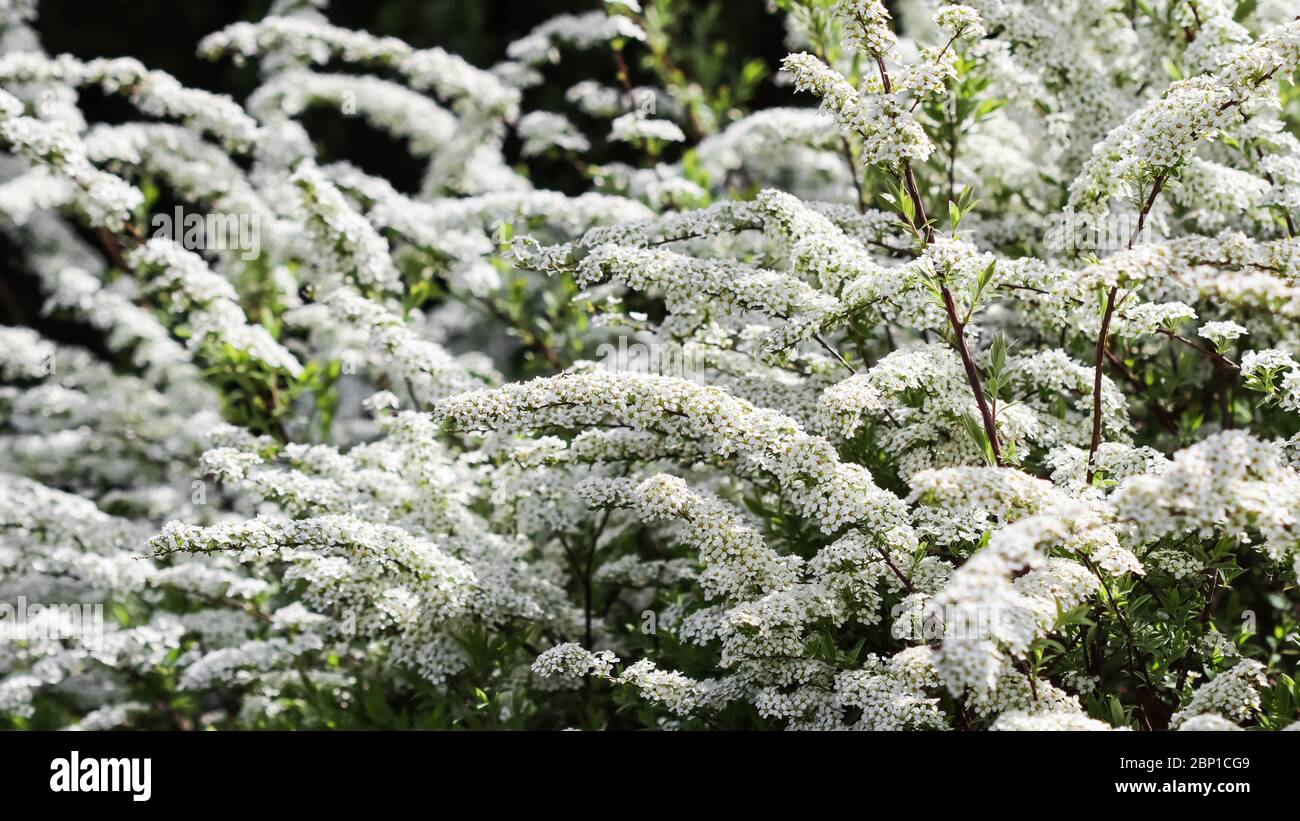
[32,0,796,191]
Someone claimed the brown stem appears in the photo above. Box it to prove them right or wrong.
[1255,146,1297,237]
[874,55,893,94]
[876,546,915,593]
[1086,175,1166,482]
[95,226,129,269]
[1085,285,1120,484]
[611,43,639,114]
[840,136,866,214]
[1155,328,1239,370]
[814,332,856,374]
[900,162,934,244]
[908,35,961,113]
[895,158,999,462]
[941,285,1003,466]
[869,41,1006,464]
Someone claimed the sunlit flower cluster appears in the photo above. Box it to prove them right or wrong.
[2,0,1297,732]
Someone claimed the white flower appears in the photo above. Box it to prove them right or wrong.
[609,113,686,144]
[1197,320,1248,350]
[933,5,986,40]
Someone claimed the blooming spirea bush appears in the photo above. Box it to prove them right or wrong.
[2,0,1299,731]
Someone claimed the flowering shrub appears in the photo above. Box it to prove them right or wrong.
[2,0,1299,731]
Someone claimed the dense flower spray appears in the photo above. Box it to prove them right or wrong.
[1,0,1298,731]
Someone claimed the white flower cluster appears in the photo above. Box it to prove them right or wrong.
[782,51,933,169]
[436,371,908,537]
[199,15,518,115]
[1070,20,1300,215]
[289,162,401,295]
[516,111,590,157]
[2,0,1297,732]
[1169,660,1268,729]
[1113,431,1300,562]
[1240,348,1300,413]
[129,239,304,377]
[0,89,142,226]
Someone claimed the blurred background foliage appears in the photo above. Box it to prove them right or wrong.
[5,0,798,352]
[34,0,797,194]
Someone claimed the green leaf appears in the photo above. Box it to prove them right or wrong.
[1108,695,1129,728]
[958,412,994,466]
